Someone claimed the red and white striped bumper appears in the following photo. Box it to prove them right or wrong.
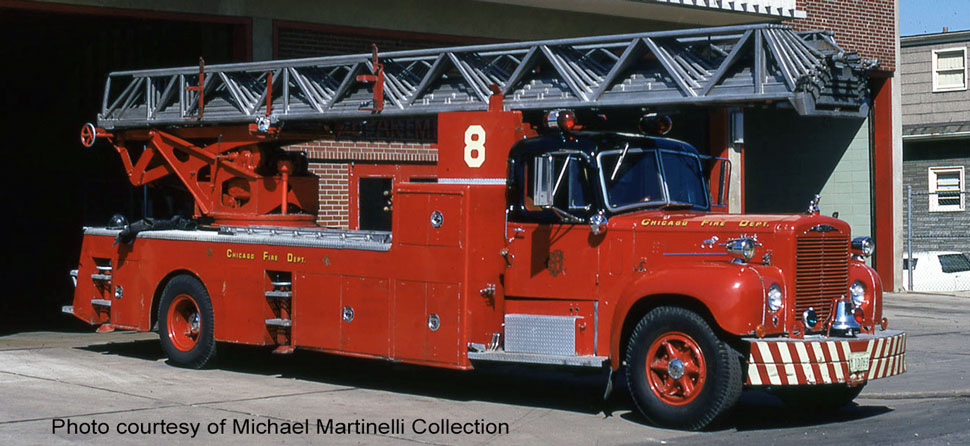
[743,330,906,386]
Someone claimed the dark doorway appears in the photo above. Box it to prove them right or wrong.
[359,178,393,231]
[0,7,246,332]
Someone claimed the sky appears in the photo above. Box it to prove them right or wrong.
[900,0,970,36]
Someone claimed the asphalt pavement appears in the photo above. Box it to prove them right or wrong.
[0,292,967,445]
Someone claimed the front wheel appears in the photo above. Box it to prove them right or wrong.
[158,275,216,368]
[625,307,742,430]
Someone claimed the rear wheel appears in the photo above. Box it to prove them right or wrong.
[158,275,216,368]
[625,306,742,430]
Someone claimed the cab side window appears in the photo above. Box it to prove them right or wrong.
[524,154,591,213]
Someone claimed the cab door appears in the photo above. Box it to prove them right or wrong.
[505,152,601,299]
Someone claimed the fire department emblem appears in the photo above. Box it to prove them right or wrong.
[547,250,565,277]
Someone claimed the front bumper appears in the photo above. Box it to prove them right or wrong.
[743,330,906,386]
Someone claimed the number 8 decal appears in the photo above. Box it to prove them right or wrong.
[464,125,485,168]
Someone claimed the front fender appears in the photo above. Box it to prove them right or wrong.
[608,263,766,368]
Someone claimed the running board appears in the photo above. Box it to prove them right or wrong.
[467,350,607,368]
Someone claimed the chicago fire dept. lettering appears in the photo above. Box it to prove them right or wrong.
[226,249,254,260]
[641,219,688,227]
[225,249,305,263]
[739,220,769,228]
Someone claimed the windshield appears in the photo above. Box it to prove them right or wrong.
[598,147,709,212]
[939,254,970,273]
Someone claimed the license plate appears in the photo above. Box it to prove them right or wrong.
[849,352,870,373]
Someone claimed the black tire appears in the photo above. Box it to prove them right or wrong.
[773,383,865,410]
[625,306,742,430]
[157,275,216,368]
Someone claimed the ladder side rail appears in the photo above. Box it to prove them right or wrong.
[107,24,786,79]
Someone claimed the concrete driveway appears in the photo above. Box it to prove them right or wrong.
[1,292,968,445]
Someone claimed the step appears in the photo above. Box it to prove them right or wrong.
[467,350,607,368]
[91,274,112,281]
[91,299,112,307]
[265,290,292,299]
[265,318,292,327]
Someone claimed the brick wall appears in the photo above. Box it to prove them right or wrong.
[289,139,437,228]
[278,23,454,228]
[791,0,896,72]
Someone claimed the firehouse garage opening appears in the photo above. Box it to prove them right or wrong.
[0,8,243,332]
[743,108,872,239]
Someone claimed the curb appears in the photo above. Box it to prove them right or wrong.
[862,390,970,400]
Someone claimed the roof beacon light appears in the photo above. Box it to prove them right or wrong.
[639,113,673,136]
[546,109,577,132]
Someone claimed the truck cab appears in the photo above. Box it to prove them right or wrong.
[469,112,903,429]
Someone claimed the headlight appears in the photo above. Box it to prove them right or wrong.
[767,284,783,313]
[851,237,874,258]
[850,281,866,307]
[726,238,756,262]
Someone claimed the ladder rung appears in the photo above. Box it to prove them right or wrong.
[91,273,111,281]
[265,290,292,299]
[270,281,292,287]
[91,299,112,307]
[265,318,292,327]
[95,266,112,272]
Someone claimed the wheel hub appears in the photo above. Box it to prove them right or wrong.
[188,313,200,336]
[667,358,686,380]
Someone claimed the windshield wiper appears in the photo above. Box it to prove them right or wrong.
[658,202,695,210]
[610,142,630,181]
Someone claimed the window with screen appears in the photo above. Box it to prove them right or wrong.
[928,166,965,212]
[933,47,967,92]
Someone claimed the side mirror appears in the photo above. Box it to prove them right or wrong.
[533,155,554,208]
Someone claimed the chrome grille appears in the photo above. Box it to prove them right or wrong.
[794,234,849,329]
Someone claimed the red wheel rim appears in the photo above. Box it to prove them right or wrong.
[80,123,96,147]
[645,332,706,405]
[167,294,201,352]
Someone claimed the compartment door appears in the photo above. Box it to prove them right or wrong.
[292,273,341,350]
[340,276,390,357]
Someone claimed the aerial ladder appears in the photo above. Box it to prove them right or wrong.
[80,23,870,227]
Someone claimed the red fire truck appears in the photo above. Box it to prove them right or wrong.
[67,25,905,430]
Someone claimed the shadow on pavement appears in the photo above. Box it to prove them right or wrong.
[81,340,893,431]
[82,340,615,416]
